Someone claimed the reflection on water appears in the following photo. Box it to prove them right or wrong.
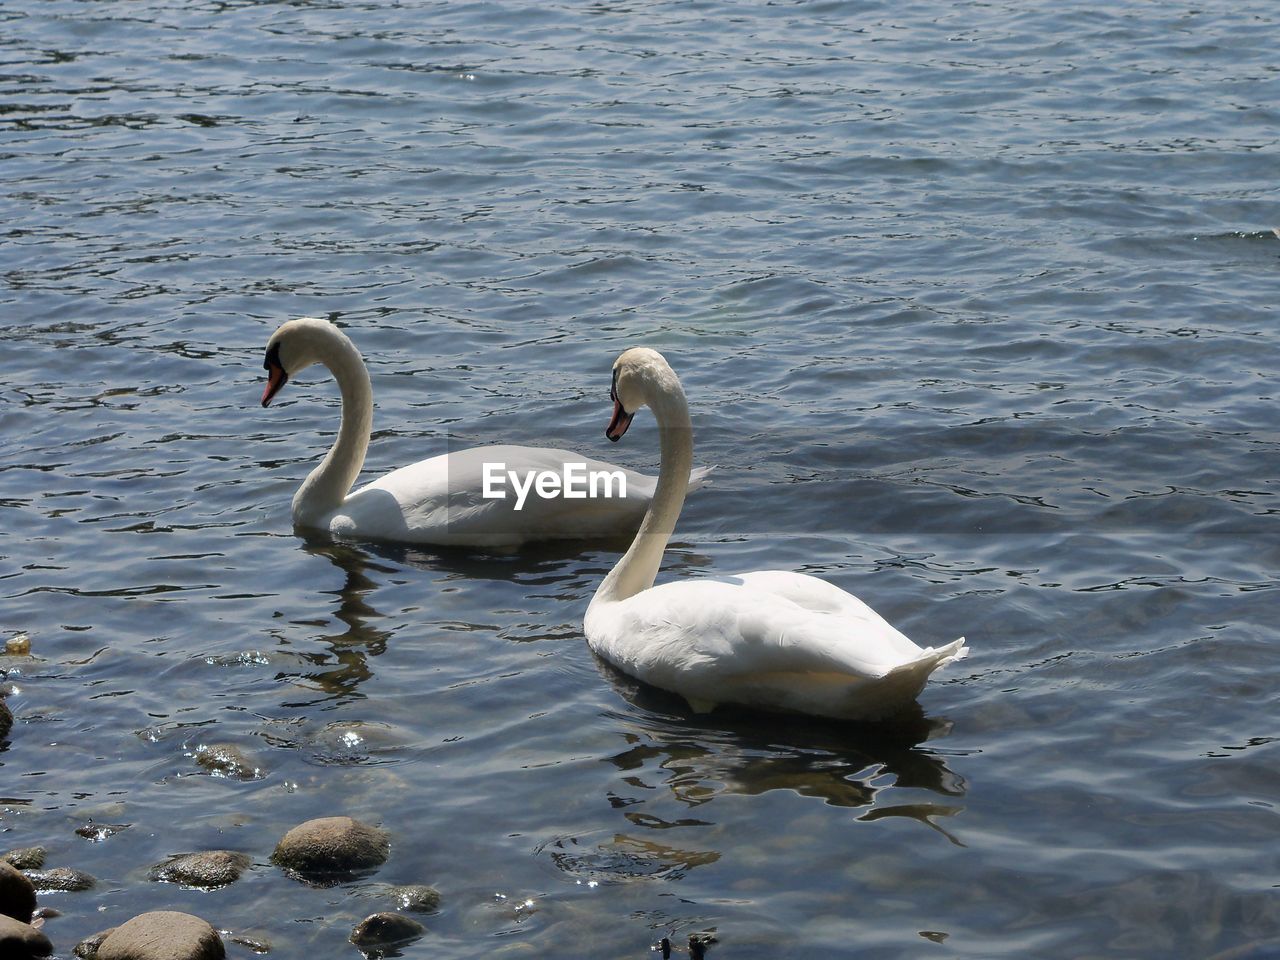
[269,539,396,705]
[606,692,963,806]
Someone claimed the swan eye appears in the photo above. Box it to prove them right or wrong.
[610,367,618,404]
[264,342,283,373]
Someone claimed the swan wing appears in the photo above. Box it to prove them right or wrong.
[588,576,966,719]
[327,445,705,545]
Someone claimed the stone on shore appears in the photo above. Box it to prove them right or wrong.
[25,866,96,892]
[0,861,37,922]
[191,743,265,781]
[2,848,46,870]
[150,851,251,889]
[350,912,425,949]
[271,816,389,880]
[0,913,52,958]
[97,911,225,960]
[388,884,441,913]
[73,928,116,959]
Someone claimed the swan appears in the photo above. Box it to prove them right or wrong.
[259,318,711,546]
[584,347,967,721]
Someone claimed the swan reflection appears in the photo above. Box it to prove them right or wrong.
[272,538,396,705]
[598,656,966,814]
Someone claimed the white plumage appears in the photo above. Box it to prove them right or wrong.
[259,319,710,547]
[584,347,966,721]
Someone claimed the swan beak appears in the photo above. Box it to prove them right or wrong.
[261,361,289,407]
[606,399,634,442]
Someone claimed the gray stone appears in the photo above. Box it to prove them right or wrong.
[350,912,425,949]
[25,866,96,892]
[389,884,441,913]
[97,911,225,960]
[150,851,250,889]
[0,914,52,958]
[74,928,116,959]
[75,822,129,842]
[2,848,46,870]
[191,743,265,781]
[271,816,389,879]
[0,861,36,922]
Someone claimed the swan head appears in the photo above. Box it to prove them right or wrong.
[261,317,348,407]
[606,347,679,442]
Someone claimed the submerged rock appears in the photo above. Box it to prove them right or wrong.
[150,851,251,889]
[25,866,96,892]
[350,912,424,949]
[388,883,441,913]
[191,743,265,781]
[272,816,389,880]
[73,928,116,959]
[2,848,46,871]
[97,911,225,960]
[0,861,37,922]
[75,822,130,843]
[0,699,11,739]
[0,913,52,958]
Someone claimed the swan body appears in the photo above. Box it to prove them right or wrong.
[584,347,966,721]
[259,318,710,547]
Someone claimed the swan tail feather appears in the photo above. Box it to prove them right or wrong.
[687,465,715,491]
[885,637,967,680]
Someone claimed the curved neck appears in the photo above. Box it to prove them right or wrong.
[592,387,693,605]
[292,332,372,526]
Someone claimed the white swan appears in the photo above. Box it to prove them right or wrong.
[259,318,710,546]
[584,347,967,721]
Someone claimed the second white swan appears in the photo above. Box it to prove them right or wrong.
[259,318,710,547]
[584,347,967,721]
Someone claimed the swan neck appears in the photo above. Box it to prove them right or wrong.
[293,332,372,526]
[593,387,692,604]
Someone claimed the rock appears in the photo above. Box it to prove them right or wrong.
[2,848,46,870]
[75,822,130,842]
[0,861,37,922]
[688,932,718,960]
[150,851,250,889]
[73,928,116,959]
[271,816,389,880]
[388,884,441,913]
[5,634,31,656]
[0,913,52,958]
[0,699,11,739]
[226,932,271,954]
[97,911,224,960]
[25,866,96,892]
[350,912,425,949]
[191,743,265,781]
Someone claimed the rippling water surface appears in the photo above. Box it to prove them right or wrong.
[2,1,1278,957]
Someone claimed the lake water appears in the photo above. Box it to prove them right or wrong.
[2,1,1278,957]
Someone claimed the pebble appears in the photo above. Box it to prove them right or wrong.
[0,861,37,922]
[0,913,52,958]
[191,743,265,780]
[271,816,389,880]
[350,912,425,949]
[73,928,115,959]
[75,822,130,842]
[388,883,442,913]
[25,866,97,892]
[5,634,31,656]
[97,911,225,960]
[150,851,251,889]
[3,848,47,870]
